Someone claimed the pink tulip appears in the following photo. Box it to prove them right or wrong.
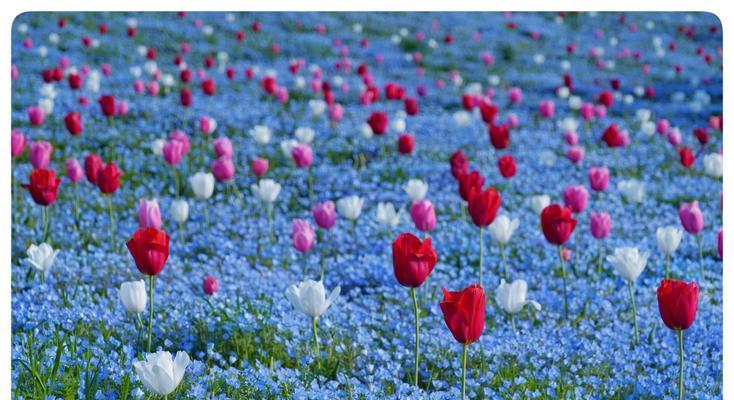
[594,105,607,118]
[138,198,163,229]
[657,118,670,135]
[291,144,313,169]
[213,137,233,158]
[65,158,84,183]
[563,185,589,214]
[199,116,216,135]
[506,113,519,129]
[146,81,160,96]
[133,79,145,94]
[163,139,184,165]
[508,87,522,104]
[170,130,191,154]
[561,248,572,262]
[11,129,27,158]
[116,100,129,116]
[29,140,53,169]
[328,103,344,122]
[292,219,315,253]
[580,103,595,121]
[410,199,436,232]
[667,129,682,146]
[590,212,611,239]
[539,100,555,118]
[588,167,610,192]
[211,156,235,182]
[27,106,45,126]
[312,201,337,230]
[566,146,585,164]
[564,131,579,145]
[251,157,269,177]
[679,201,704,234]
[203,276,219,295]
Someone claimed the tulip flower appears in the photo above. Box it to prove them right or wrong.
[376,202,401,231]
[468,187,501,287]
[679,201,705,283]
[251,157,269,178]
[527,194,550,215]
[27,106,45,126]
[291,143,314,200]
[292,218,316,255]
[657,226,683,279]
[23,168,61,242]
[540,204,577,318]
[488,214,519,280]
[203,276,219,296]
[588,167,610,193]
[657,279,699,400]
[163,139,184,197]
[337,195,364,233]
[97,162,123,246]
[392,233,438,385]
[703,153,723,179]
[84,153,102,185]
[252,179,282,243]
[127,227,170,352]
[439,284,485,400]
[563,185,588,270]
[133,350,190,397]
[607,247,649,345]
[29,140,52,169]
[495,279,541,332]
[285,280,340,357]
[403,179,428,202]
[312,201,337,230]
[64,111,83,136]
[119,280,147,319]
[618,180,645,204]
[25,242,59,283]
[211,156,235,183]
[590,212,611,275]
[497,154,517,179]
[410,199,436,232]
[171,199,189,242]
[138,198,163,230]
[450,150,468,179]
[457,170,485,202]
[249,125,272,145]
[188,172,215,231]
[212,137,233,158]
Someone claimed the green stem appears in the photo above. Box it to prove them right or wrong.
[510,314,516,334]
[461,343,468,400]
[574,227,580,274]
[696,234,704,286]
[41,206,50,243]
[411,287,420,387]
[40,271,45,284]
[72,183,80,232]
[104,195,115,249]
[678,329,684,400]
[148,275,155,353]
[311,316,320,357]
[173,167,180,198]
[596,246,604,276]
[665,254,671,280]
[266,204,275,244]
[500,243,508,281]
[627,280,639,345]
[320,249,326,282]
[307,168,314,203]
[558,246,568,320]
[178,222,185,244]
[478,228,484,288]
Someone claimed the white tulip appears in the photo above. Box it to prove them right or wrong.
[656,226,683,255]
[151,139,165,156]
[360,123,374,139]
[618,180,645,203]
[286,280,340,319]
[703,153,723,178]
[636,109,651,123]
[527,195,551,215]
[337,195,364,221]
[38,98,54,115]
[134,350,190,396]
[249,125,272,145]
[171,200,189,223]
[295,127,315,144]
[251,179,281,203]
[391,118,406,133]
[452,111,471,127]
[119,280,146,314]
[48,33,59,45]
[495,279,541,314]
[280,139,298,158]
[558,117,578,133]
[403,179,428,202]
[607,247,649,282]
[189,172,215,200]
[641,121,656,137]
[130,66,142,78]
[25,243,59,273]
[39,84,57,99]
[309,99,326,117]
[376,202,401,229]
[488,215,519,245]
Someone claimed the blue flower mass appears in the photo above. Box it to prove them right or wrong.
[11,11,722,399]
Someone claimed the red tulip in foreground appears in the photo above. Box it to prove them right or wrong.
[657,279,699,400]
[23,168,61,242]
[541,204,577,318]
[392,233,438,386]
[439,284,485,400]
[127,227,170,353]
[467,187,501,287]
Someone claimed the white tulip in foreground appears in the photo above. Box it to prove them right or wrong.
[119,280,147,314]
[495,279,541,316]
[337,195,364,221]
[25,243,59,283]
[376,202,401,230]
[403,179,428,202]
[286,280,340,356]
[656,226,683,279]
[134,350,190,397]
[251,179,281,204]
[189,172,215,200]
[607,246,649,345]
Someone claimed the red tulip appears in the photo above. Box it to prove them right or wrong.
[598,90,614,107]
[488,124,510,150]
[68,73,82,89]
[540,204,577,245]
[84,153,102,184]
[180,88,192,107]
[99,95,116,117]
[367,112,388,135]
[468,187,501,227]
[404,97,419,116]
[439,284,485,344]
[22,169,61,206]
[126,227,170,276]
[450,150,468,179]
[397,134,415,155]
[203,276,220,295]
[97,162,123,194]
[601,123,623,148]
[458,170,485,201]
[497,154,516,178]
[657,279,699,330]
[678,146,695,168]
[392,233,438,288]
[694,127,709,145]
[479,101,498,124]
[64,112,83,136]
[202,79,216,95]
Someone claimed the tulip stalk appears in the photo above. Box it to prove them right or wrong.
[172,167,180,198]
[202,201,210,233]
[41,206,50,243]
[596,247,604,276]
[104,194,116,249]
[307,169,314,203]
[478,228,484,288]
[461,343,468,400]
[266,204,275,244]
[177,222,185,244]
[627,280,639,345]
[677,329,684,400]
[499,243,508,281]
[72,184,80,232]
[147,275,155,353]
[557,246,569,319]
[695,234,704,286]
[410,287,420,387]
[664,253,671,280]
[311,316,320,358]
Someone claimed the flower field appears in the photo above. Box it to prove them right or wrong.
[10,11,723,399]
